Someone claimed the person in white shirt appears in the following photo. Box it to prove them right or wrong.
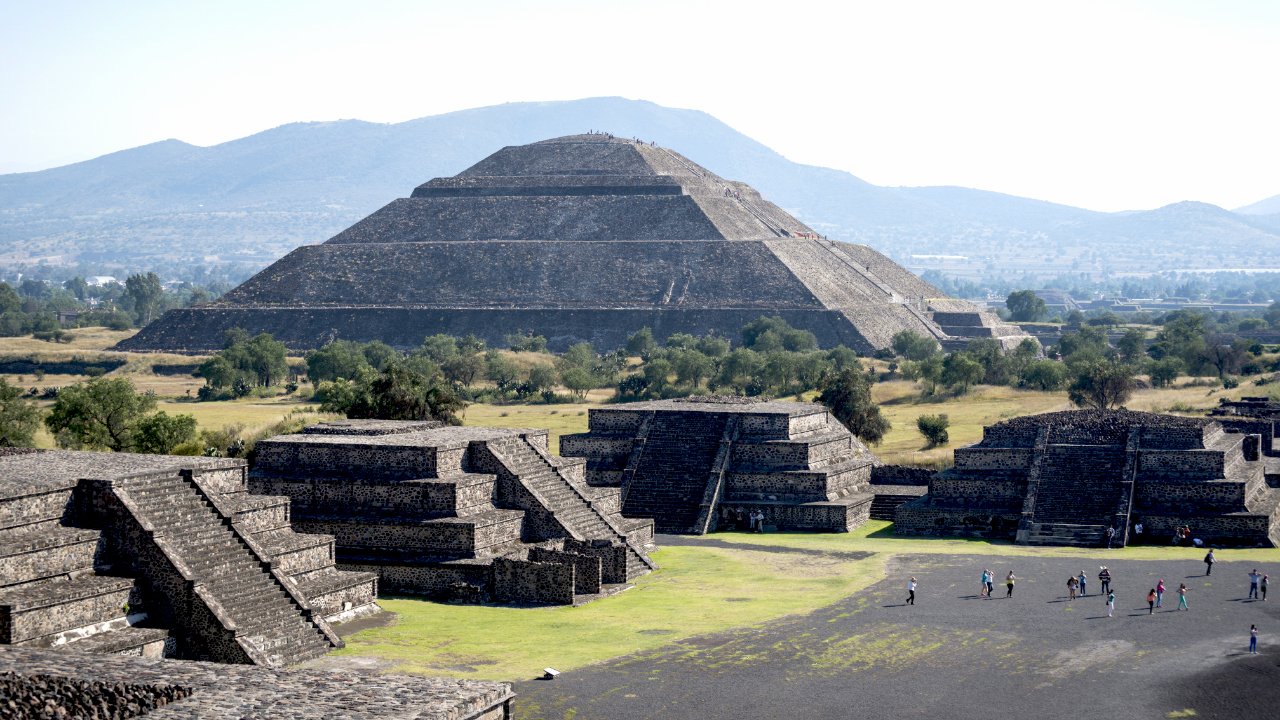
[1249,570,1263,599]
[906,577,917,605]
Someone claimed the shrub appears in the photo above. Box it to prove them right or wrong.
[916,414,950,446]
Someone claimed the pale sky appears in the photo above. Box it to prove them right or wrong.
[2,0,1278,212]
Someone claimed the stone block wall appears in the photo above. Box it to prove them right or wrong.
[492,558,575,605]
[953,447,1034,471]
[930,475,1027,503]
[529,547,602,595]
[894,500,1022,539]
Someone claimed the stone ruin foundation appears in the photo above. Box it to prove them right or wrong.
[560,398,881,534]
[0,450,373,667]
[0,645,513,719]
[896,409,1280,547]
[249,420,657,606]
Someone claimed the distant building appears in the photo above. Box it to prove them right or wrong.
[86,276,117,287]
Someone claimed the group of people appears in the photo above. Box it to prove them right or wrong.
[720,506,766,532]
[903,563,1267,652]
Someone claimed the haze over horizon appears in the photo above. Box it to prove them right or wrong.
[3,0,1279,214]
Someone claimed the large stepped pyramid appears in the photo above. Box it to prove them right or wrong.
[0,450,374,666]
[250,420,656,606]
[116,134,1034,354]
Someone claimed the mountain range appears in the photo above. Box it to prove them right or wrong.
[2,96,1278,274]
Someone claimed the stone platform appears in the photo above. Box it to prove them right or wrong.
[249,420,656,606]
[896,409,1280,547]
[560,397,879,534]
[0,450,374,667]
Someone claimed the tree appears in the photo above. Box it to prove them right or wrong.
[135,411,198,454]
[244,334,289,387]
[45,377,156,452]
[695,335,730,358]
[741,316,817,352]
[1022,359,1068,390]
[1148,357,1185,388]
[419,334,459,363]
[674,350,713,387]
[360,341,401,371]
[197,356,237,389]
[1117,329,1146,362]
[561,367,596,399]
[485,352,523,392]
[0,283,20,314]
[561,342,597,370]
[642,359,672,392]
[1199,335,1248,378]
[442,353,485,386]
[328,364,466,424]
[1006,290,1047,322]
[891,329,941,361]
[625,327,658,358]
[527,364,559,392]
[124,272,164,325]
[826,345,862,372]
[817,369,891,446]
[63,277,88,301]
[305,340,373,384]
[0,378,40,447]
[1068,360,1137,409]
[223,327,250,349]
[664,332,696,350]
[457,334,485,355]
[916,414,950,446]
[942,352,985,394]
[1057,325,1109,361]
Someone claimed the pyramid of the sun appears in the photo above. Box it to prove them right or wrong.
[117,135,1031,353]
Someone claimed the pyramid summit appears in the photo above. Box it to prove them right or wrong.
[117,134,1032,353]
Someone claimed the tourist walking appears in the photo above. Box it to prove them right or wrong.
[1067,576,1078,600]
[1205,549,1216,576]
[1099,567,1112,594]
[985,569,995,598]
[906,577,916,605]
[1147,588,1156,614]
[1249,569,1262,599]
[1156,579,1166,608]
[1262,575,1269,601]
[1106,526,1116,548]
[1250,625,1259,654]
[1107,590,1115,618]
[1078,570,1088,597]
[1178,583,1189,610]
[753,510,765,533]
[1006,571,1016,598]
[981,569,990,597]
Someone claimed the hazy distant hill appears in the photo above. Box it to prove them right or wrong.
[1,96,1276,272]
[1235,193,1280,216]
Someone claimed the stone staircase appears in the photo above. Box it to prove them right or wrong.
[1020,523,1110,547]
[1030,446,1128,526]
[119,474,336,667]
[624,413,728,533]
[493,438,654,579]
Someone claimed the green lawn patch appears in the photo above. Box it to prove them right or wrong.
[331,543,883,681]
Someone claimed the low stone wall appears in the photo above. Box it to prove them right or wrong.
[870,465,934,486]
[894,498,1022,539]
[341,561,491,599]
[720,495,871,532]
[492,558,575,605]
[294,512,524,559]
[1134,512,1276,547]
[529,547,602,594]
[930,475,1027,502]
[1135,478,1256,514]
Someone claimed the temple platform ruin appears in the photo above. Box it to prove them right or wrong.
[560,397,881,534]
[895,409,1280,547]
[0,449,371,667]
[249,420,657,606]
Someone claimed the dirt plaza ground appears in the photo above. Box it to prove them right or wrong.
[513,539,1280,720]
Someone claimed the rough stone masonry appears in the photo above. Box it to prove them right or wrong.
[115,134,1033,354]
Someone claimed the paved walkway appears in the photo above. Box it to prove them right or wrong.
[515,549,1280,720]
